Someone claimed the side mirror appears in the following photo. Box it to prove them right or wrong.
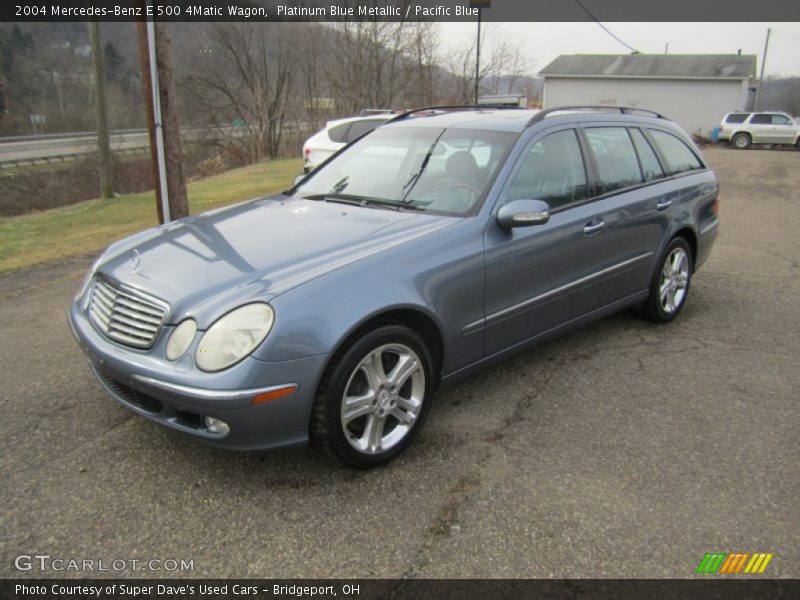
[497,199,551,229]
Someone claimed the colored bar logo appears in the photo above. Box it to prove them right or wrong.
[696,552,773,574]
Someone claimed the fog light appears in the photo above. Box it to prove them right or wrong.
[204,417,230,436]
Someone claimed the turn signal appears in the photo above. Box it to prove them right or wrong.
[712,195,720,216]
[251,385,298,405]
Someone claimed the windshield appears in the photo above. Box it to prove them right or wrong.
[294,126,516,215]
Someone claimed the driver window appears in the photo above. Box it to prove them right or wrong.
[772,114,790,125]
[506,129,588,210]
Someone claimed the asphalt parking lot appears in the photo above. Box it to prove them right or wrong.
[1,147,798,579]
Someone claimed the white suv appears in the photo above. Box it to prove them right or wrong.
[719,111,800,150]
[302,114,394,172]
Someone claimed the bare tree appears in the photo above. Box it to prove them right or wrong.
[442,26,533,103]
[88,21,113,200]
[327,15,417,113]
[185,23,295,163]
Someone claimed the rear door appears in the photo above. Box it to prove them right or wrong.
[482,124,658,356]
[748,113,775,143]
[770,114,796,144]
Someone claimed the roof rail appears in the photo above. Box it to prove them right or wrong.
[526,106,667,127]
[386,104,522,124]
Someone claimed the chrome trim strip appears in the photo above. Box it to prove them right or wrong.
[130,375,299,402]
[485,252,653,325]
[700,219,719,235]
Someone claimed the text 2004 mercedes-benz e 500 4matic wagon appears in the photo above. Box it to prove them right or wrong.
[69,106,720,467]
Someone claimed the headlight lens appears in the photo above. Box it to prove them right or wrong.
[196,303,274,372]
[166,319,197,361]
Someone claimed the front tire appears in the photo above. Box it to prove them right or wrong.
[732,132,751,150]
[641,237,693,323]
[311,324,435,468]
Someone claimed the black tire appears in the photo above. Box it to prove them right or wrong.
[311,323,435,468]
[640,237,693,323]
[732,132,751,150]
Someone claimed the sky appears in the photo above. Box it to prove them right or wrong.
[439,22,800,78]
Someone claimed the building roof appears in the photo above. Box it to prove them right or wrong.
[539,54,757,80]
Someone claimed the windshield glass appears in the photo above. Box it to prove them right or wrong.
[294,126,516,215]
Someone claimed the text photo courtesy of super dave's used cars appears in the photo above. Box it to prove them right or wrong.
[69,105,719,468]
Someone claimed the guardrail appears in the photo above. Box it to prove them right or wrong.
[0,128,148,144]
[0,145,151,170]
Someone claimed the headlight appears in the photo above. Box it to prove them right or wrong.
[196,303,274,372]
[166,319,197,361]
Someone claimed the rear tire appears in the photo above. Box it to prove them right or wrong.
[640,237,693,323]
[732,133,751,150]
[311,324,435,468]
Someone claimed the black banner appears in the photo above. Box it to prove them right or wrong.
[3,0,800,23]
[3,579,800,600]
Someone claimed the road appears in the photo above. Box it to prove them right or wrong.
[1,147,798,578]
[0,131,152,167]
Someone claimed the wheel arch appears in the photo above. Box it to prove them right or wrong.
[320,306,446,388]
[673,227,698,272]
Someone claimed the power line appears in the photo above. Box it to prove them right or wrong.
[572,0,640,54]
[772,29,800,42]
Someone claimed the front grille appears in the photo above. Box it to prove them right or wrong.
[89,277,168,349]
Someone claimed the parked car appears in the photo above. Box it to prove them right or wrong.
[69,106,720,467]
[718,111,800,149]
[302,114,394,172]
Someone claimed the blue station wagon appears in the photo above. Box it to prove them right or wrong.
[69,106,720,467]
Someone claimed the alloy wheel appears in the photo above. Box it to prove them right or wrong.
[659,247,690,314]
[340,343,425,455]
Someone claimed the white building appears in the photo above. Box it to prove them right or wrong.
[540,54,757,137]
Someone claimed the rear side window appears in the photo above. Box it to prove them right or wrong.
[725,113,748,124]
[506,129,588,209]
[584,127,643,194]
[749,114,772,125]
[328,123,351,143]
[343,119,384,143]
[629,129,664,182]
[648,130,703,174]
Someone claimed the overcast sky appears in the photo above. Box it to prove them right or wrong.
[439,22,800,77]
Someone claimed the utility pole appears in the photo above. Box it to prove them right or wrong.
[474,8,481,104]
[755,27,772,110]
[153,21,188,220]
[135,14,164,224]
[471,1,490,104]
[88,21,114,200]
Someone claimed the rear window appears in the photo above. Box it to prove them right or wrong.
[749,114,772,125]
[328,123,351,143]
[648,130,703,175]
[343,119,385,143]
[584,127,643,194]
[724,113,748,124]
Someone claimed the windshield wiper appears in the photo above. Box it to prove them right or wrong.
[400,132,445,203]
[303,193,425,212]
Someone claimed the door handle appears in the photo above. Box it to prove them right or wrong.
[583,220,606,235]
[656,199,672,211]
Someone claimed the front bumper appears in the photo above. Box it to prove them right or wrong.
[69,300,328,451]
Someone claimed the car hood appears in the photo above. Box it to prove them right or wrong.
[97,195,457,325]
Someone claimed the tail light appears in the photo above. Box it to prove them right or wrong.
[303,147,311,156]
